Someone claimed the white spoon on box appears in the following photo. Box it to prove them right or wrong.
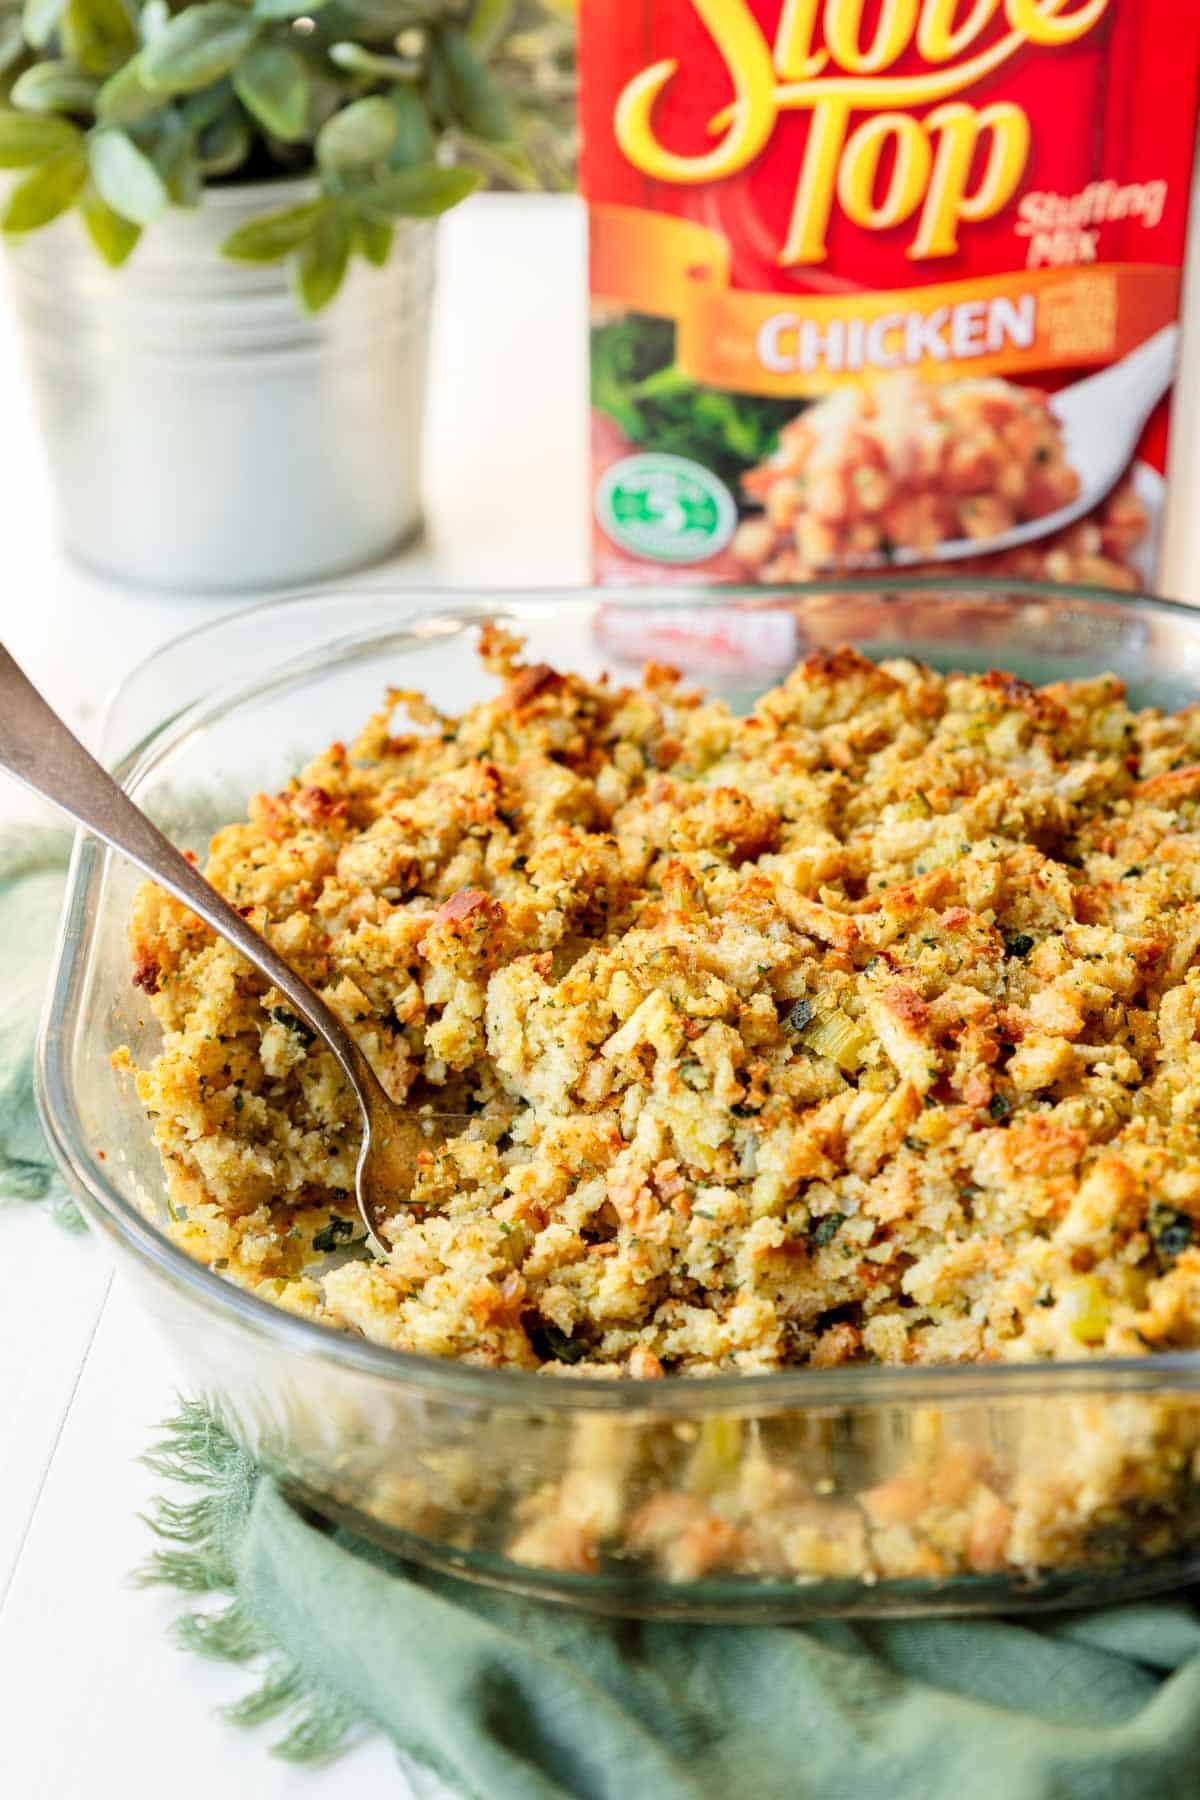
[888,324,1180,566]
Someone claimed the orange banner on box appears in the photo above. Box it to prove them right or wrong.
[591,204,1180,397]
[590,206,731,319]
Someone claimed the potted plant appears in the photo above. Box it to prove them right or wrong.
[0,0,540,590]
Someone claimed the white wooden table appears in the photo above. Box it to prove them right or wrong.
[5,187,1200,1797]
[0,193,587,1799]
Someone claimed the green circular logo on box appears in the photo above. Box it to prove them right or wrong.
[596,454,737,564]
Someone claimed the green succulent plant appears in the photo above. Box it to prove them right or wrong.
[470,0,574,192]
[0,0,560,309]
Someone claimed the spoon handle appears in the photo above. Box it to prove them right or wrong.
[0,642,376,1100]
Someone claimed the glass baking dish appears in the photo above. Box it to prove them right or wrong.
[36,579,1200,1621]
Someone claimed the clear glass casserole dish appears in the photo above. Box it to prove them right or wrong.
[36,579,1200,1621]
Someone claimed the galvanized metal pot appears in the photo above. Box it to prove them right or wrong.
[3,177,435,591]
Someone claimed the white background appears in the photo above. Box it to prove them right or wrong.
[3,188,1200,1798]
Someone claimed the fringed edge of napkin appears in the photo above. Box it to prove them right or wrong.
[136,1402,362,1765]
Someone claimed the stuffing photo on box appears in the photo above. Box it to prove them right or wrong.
[580,0,1200,593]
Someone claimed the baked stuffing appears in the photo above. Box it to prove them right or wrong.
[124,630,1200,1387]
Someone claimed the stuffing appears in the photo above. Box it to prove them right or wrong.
[120,633,1200,1586]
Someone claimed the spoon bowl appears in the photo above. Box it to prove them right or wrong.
[0,642,449,1244]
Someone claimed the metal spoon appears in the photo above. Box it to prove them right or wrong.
[0,642,456,1247]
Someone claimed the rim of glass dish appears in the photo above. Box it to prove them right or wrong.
[36,577,1200,1416]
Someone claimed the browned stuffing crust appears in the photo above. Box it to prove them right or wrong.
[125,631,1200,1384]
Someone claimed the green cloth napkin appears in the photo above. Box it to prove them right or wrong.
[0,831,79,1221]
[141,1406,1200,1800]
[6,837,1200,1800]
